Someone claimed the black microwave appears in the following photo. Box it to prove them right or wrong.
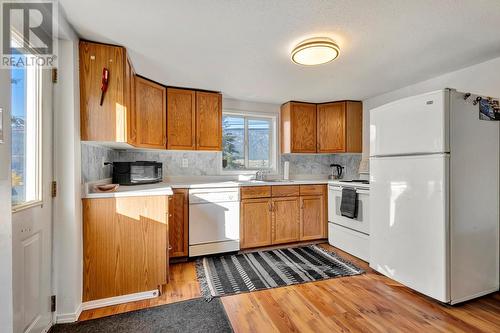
[107,161,162,185]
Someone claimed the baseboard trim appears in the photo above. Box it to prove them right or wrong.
[81,290,159,311]
[56,302,82,324]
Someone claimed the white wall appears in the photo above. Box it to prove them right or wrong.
[362,55,500,159]
[0,61,14,333]
[223,98,280,114]
[52,15,83,322]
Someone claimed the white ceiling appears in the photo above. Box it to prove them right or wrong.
[60,0,500,104]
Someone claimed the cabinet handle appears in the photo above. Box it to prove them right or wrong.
[268,202,272,212]
[169,214,173,217]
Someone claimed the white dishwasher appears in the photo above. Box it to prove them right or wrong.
[188,187,240,257]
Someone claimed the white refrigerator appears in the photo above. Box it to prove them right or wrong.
[369,89,499,304]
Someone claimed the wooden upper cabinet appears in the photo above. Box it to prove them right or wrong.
[168,189,189,257]
[317,101,363,153]
[241,198,272,249]
[196,91,222,150]
[345,101,363,153]
[317,102,346,153]
[281,100,362,154]
[126,58,137,145]
[281,102,317,153]
[134,76,167,149]
[80,41,133,142]
[167,88,196,150]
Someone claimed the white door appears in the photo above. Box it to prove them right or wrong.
[369,90,449,156]
[369,154,450,302]
[11,66,53,333]
[0,62,14,333]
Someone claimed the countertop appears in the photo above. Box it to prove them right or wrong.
[82,177,369,199]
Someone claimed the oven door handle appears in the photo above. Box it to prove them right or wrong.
[330,186,369,195]
[356,189,370,195]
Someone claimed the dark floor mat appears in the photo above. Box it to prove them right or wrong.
[50,298,233,333]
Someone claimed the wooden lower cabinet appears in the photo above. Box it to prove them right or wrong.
[82,196,169,302]
[241,185,327,249]
[169,189,189,257]
[300,195,326,240]
[241,198,272,249]
[272,197,300,244]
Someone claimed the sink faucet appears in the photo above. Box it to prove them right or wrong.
[255,169,266,181]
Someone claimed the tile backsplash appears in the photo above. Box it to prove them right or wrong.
[280,154,362,179]
[116,150,221,177]
[81,143,118,183]
[81,143,362,183]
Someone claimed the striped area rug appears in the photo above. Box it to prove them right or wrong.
[195,245,364,299]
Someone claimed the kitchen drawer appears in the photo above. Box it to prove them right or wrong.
[300,184,326,196]
[272,185,300,197]
[328,223,369,262]
[241,186,271,199]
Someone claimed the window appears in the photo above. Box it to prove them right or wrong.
[222,112,277,172]
[11,57,42,208]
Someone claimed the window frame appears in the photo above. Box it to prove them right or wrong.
[221,110,279,175]
[11,58,43,212]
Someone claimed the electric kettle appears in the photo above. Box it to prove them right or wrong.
[329,164,344,180]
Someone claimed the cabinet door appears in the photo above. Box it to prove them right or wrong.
[346,101,363,153]
[300,195,326,240]
[196,92,222,150]
[167,88,196,150]
[83,196,168,302]
[168,189,189,257]
[317,102,346,153]
[241,199,272,249]
[272,197,300,244]
[80,41,127,142]
[126,57,137,145]
[291,103,317,153]
[134,76,167,149]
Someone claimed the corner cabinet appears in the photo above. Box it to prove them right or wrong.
[80,41,135,143]
[82,195,169,302]
[134,76,167,149]
[281,100,362,154]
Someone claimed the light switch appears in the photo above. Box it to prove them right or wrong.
[182,158,188,168]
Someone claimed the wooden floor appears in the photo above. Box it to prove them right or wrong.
[79,244,500,332]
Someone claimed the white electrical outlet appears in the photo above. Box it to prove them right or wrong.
[182,158,188,168]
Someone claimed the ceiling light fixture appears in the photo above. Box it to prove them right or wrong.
[291,37,340,66]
